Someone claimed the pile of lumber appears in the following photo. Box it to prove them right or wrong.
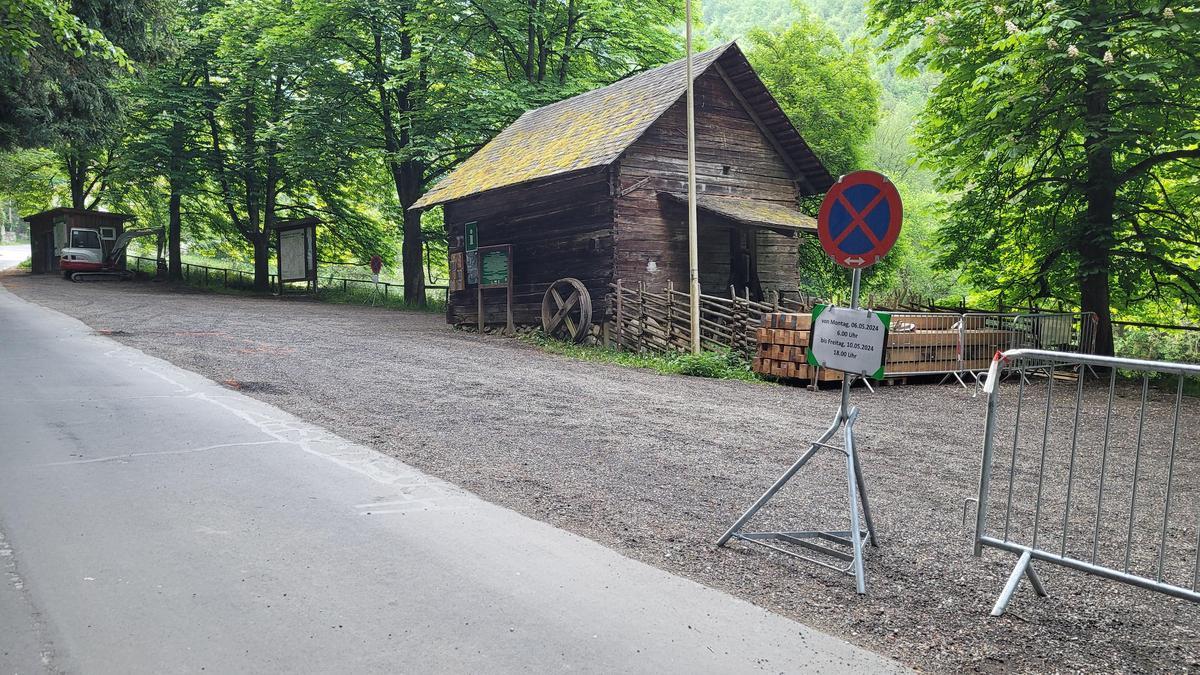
[754,311,1016,382]
[752,313,840,382]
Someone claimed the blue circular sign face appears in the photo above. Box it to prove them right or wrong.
[817,171,903,269]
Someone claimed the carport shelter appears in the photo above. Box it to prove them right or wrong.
[412,41,834,327]
[24,208,135,275]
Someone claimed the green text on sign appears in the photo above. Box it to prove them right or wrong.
[480,249,509,287]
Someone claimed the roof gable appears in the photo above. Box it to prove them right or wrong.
[413,42,831,209]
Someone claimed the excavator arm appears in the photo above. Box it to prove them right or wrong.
[106,229,161,265]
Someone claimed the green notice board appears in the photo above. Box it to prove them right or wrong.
[464,221,479,251]
[478,245,511,288]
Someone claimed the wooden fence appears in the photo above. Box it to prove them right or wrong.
[609,281,824,356]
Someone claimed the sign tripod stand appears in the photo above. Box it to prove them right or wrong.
[717,171,902,595]
[717,268,878,593]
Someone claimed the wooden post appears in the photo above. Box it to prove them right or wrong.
[638,282,647,354]
[729,286,738,350]
[505,260,514,336]
[477,284,484,333]
[666,280,675,349]
[615,279,624,350]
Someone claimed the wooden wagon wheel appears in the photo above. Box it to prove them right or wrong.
[541,278,592,343]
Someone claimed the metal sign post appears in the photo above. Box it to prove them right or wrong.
[368,254,383,306]
[718,171,902,595]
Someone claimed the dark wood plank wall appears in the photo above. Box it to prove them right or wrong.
[613,67,802,298]
[443,167,615,326]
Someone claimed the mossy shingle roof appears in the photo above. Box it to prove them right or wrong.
[413,43,832,209]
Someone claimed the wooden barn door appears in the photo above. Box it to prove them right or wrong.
[728,227,763,301]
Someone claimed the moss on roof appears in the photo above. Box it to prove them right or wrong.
[660,193,816,233]
[413,44,735,209]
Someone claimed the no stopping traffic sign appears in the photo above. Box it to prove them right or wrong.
[817,170,903,269]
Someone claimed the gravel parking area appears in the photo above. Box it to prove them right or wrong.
[4,272,1198,673]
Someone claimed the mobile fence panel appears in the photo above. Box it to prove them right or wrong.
[881,312,964,381]
[973,349,1200,616]
[958,313,1098,385]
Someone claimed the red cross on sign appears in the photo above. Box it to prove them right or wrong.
[816,171,903,269]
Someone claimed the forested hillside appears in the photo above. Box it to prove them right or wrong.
[2,0,1196,356]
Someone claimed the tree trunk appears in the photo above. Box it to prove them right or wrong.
[66,153,87,209]
[253,234,271,292]
[1081,63,1116,356]
[168,188,182,280]
[167,118,185,281]
[401,206,425,305]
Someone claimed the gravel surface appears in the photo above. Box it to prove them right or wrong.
[5,272,1198,673]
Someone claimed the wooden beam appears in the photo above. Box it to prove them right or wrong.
[713,63,817,196]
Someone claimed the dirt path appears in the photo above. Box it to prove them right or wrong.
[4,272,1197,672]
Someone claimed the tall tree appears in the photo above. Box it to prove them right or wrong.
[744,6,881,176]
[871,0,1200,353]
[1,0,167,208]
[309,0,684,305]
[0,0,131,149]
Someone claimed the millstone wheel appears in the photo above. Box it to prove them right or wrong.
[541,278,592,343]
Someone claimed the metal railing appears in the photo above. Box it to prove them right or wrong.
[126,255,448,303]
[973,349,1200,616]
[957,312,1098,385]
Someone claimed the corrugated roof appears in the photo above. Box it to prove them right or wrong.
[413,42,832,209]
[660,192,816,233]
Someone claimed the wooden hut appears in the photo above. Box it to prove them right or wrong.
[24,208,135,275]
[412,42,834,327]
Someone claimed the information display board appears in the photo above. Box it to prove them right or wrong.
[279,228,310,282]
[465,250,479,286]
[480,248,510,288]
[807,304,891,380]
[449,252,466,292]
[475,244,513,334]
[464,221,479,251]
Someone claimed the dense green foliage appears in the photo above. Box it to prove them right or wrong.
[744,9,879,175]
[3,0,1195,360]
[870,0,1200,353]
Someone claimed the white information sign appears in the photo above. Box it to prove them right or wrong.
[807,304,891,380]
[279,228,307,281]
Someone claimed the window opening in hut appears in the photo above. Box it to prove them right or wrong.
[71,230,101,249]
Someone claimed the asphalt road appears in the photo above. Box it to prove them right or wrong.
[0,285,902,674]
[0,244,29,271]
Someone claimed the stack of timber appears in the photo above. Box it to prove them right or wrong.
[752,313,840,382]
[754,311,1020,381]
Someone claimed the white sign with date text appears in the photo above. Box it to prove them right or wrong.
[807,304,891,380]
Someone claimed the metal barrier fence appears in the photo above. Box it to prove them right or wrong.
[883,312,963,381]
[881,312,1096,385]
[973,349,1200,616]
[959,313,1098,383]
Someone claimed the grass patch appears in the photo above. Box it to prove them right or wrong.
[16,257,31,270]
[521,331,764,382]
[317,285,446,313]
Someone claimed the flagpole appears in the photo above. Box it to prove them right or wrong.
[685,0,701,354]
